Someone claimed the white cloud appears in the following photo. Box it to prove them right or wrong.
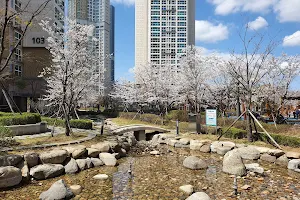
[274,0,300,22]
[248,16,268,30]
[111,0,135,6]
[207,0,277,15]
[283,31,300,47]
[195,20,229,43]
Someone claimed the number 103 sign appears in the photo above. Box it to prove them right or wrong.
[206,109,217,127]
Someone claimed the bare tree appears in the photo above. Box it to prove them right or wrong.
[226,25,278,141]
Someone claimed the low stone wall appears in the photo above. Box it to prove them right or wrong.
[5,122,48,136]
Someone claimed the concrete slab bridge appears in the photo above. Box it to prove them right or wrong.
[111,124,169,141]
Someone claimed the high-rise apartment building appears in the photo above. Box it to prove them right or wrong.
[68,0,114,94]
[135,0,195,69]
[0,0,65,111]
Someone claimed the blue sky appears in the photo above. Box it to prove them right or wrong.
[83,0,300,89]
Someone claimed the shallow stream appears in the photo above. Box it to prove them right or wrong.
[1,145,300,200]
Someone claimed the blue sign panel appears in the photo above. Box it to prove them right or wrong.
[206,109,217,126]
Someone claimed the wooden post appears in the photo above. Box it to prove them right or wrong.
[248,110,282,149]
[218,110,247,140]
[2,89,14,113]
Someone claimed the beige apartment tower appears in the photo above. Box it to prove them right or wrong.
[135,0,195,69]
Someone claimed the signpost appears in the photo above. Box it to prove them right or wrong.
[206,109,217,133]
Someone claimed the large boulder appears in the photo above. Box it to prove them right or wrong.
[167,139,178,147]
[64,158,78,174]
[76,159,87,171]
[40,150,68,164]
[275,155,289,166]
[251,146,270,154]
[286,152,300,159]
[217,146,232,156]
[183,156,208,170]
[179,138,190,145]
[90,158,104,167]
[237,146,260,160]
[260,154,276,163]
[179,185,194,195]
[267,149,285,158]
[86,148,101,158]
[24,152,39,168]
[210,141,235,153]
[200,144,211,153]
[186,192,211,200]
[0,166,22,188]
[30,164,64,180]
[0,155,23,167]
[288,159,300,171]
[190,140,203,150]
[223,149,246,176]
[39,179,74,200]
[245,163,264,175]
[91,142,110,152]
[72,148,87,159]
[99,153,117,166]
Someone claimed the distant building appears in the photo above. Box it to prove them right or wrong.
[68,0,114,95]
[135,0,195,71]
[110,5,115,83]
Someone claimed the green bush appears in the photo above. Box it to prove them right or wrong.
[70,119,93,129]
[259,133,300,148]
[166,110,188,122]
[101,109,119,118]
[42,117,93,129]
[222,127,247,139]
[0,112,41,126]
[0,126,12,138]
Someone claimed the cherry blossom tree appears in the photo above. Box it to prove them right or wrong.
[178,45,222,133]
[40,20,100,136]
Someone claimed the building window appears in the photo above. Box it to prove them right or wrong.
[14,65,22,76]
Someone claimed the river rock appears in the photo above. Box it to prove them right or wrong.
[179,184,194,195]
[286,152,300,159]
[64,158,78,174]
[90,158,104,167]
[288,159,300,171]
[167,139,178,147]
[62,145,86,156]
[40,150,68,164]
[237,146,260,160]
[267,149,285,157]
[21,161,30,182]
[183,156,208,170]
[0,166,22,188]
[76,159,87,171]
[217,146,232,155]
[85,158,93,169]
[245,163,264,174]
[39,179,74,200]
[30,164,64,180]
[260,153,276,163]
[251,146,270,154]
[24,152,39,168]
[70,185,82,195]
[211,141,235,153]
[190,140,203,150]
[91,142,110,152]
[186,192,211,200]
[0,155,23,167]
[93,174,108,180]
[200,144,211,153]
[72,148,87,159]
[108,141,122,153]
[150,150,160,155]
[99,153,117,166]
[223,149,246,176]
[275,155,289,166]
[86,148,101,158]
[179,138,190,145]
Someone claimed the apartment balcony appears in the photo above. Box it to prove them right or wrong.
[162,30,176,33]
[161,52,176,55]
[162,8,176,12]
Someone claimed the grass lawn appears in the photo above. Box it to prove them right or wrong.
[15,132,88,147]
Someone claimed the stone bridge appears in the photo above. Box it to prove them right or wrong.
[111,125,169,141]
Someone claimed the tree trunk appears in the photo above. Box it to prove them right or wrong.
[64,118,70,136]
[246,110,253,142]
[196,113,201,134]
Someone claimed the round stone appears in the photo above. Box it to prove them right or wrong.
[93,174,109,180]
[70,185,82,195]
